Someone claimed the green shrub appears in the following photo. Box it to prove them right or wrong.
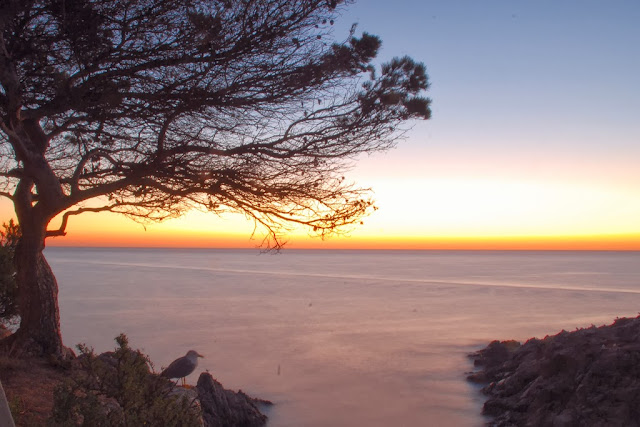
[49,334,202,426]
[0,220,20,325]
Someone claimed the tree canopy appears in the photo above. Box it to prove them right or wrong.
[0,0,430,355]
[0,0,430,246]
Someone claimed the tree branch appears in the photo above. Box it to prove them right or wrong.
[46,205,117,237]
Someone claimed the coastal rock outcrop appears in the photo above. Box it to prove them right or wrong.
[197,373,271,427]
[468,316,640,426]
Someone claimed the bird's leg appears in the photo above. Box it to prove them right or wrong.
[181,377,186,387]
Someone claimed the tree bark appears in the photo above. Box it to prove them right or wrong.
[0,111,72,357]
[0,216,67,358]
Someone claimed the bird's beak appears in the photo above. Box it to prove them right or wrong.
[198,353,204,358]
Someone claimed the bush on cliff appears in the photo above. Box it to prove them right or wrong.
[49,334,201,426]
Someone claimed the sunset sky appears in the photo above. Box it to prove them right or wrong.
[2,1,640,250]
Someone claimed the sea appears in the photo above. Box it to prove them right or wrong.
[45,248,640,426]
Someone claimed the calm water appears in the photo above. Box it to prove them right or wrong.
[46,248,640,426]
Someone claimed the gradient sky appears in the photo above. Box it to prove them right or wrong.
[2,0,640,249]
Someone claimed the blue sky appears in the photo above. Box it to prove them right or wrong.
[340,0,639,145]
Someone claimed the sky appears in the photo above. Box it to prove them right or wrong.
[2,0,640,249]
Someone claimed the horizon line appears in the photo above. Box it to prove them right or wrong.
[44,232,640,251]
[44,245,640,252]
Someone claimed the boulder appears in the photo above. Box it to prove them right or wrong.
[196,372,271,427]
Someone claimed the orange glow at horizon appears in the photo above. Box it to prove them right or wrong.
[0,194,636,251]
[45,230,640,251]
[2,156,640,252]
[40,209,640,251]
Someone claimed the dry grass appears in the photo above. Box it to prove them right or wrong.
[0,356,66,426]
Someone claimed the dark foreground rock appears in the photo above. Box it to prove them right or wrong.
[197,372,271,427]
[468,316,640,427]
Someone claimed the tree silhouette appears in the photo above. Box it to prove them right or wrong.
[0,0,430,356]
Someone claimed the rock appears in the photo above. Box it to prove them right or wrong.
[467,339,520,384]
[196,372,270,427]
[469,316,640,427]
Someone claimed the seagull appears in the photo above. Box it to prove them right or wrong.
[161,350,204,387]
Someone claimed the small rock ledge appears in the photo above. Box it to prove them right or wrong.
[197,372,270,427]
[468,316,640,426]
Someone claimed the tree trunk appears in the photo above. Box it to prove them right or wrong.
[1,220,68,358]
